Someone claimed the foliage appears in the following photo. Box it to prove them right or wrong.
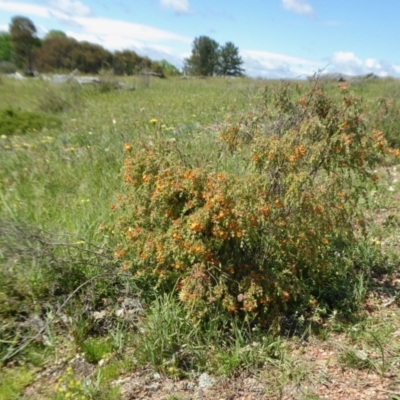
[9,16,40,70]
[184,35,220,76]
[112,80,396,328]
[33,34,164,75]
[0,32,12,62]
[80,338,113,363]
[217,41,244,77]
[34,36,114,73]
[44,29,67,40]
[0,107,61,135]
[33,36,79,72]
[157,59,181,76]
[184,36,244,77]
[112,49,152,75]
[0,60,17,74]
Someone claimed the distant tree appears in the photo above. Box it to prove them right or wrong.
[157,59,181,76]
[217,41,244,76]
[44,30,67,40]
[70,41,112,73]
[113,50,142,75]
[9,16,40,70]
[33,36,78,72]
[0,32,12,61]
[184,35,219,76]
[34,36,112,73]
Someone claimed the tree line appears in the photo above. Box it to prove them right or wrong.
[0,16,244,77]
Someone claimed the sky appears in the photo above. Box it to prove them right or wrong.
[0,0,400,79]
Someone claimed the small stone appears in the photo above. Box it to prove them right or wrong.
[198,373,215,389]
[148,382,160,391]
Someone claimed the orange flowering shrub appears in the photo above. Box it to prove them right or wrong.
[112,81,398,327]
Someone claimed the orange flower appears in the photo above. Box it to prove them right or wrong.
[190,221,203,232]
[295,145,306,158]
[114,249,127,258]
[120,261,131,272]
[172,232,181,240]
[309,299,318,308]
[298,97,307,106]
[281,291,290,301]
[314,204,324,213]
[172,261,183,270]
[124,143,132,152]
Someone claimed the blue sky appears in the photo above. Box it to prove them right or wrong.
[0,0,399,78]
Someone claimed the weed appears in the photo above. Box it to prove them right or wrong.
[80,338,113,364]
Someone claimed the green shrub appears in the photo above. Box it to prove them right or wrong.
[0,108,61,135]
[112,80,397,328]
[0,61,17,74]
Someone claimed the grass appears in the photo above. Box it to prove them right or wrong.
[0,367,34,400]
[0,75,400,399]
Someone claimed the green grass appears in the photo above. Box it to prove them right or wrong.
[0,75,400,399]
[0,367,34,400]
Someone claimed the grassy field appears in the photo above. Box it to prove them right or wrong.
[1,74,400,399]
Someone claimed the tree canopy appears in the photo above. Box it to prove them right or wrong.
[184,36,219,76]
[0,32,12,61]
[184,35,244,77]
[9,16,40,70]
[217,42,244,77]
[44,30,67,40]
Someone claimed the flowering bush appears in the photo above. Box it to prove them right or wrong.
[112,80,398,327]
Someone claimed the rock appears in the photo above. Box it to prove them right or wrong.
[6,72,26,80]
[140,71,165,78]
[198,372,215,389]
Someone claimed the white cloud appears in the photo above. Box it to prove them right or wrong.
[48,0,91,17]
[241,50,400,79]
[160,0,190,14]
[328,51,393,77]
[392,65,400,74]
[0,24,8,32]
[0,1,49,18]
[73,16,191,44]
[282,0,313,16]
[242,50,322,78]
